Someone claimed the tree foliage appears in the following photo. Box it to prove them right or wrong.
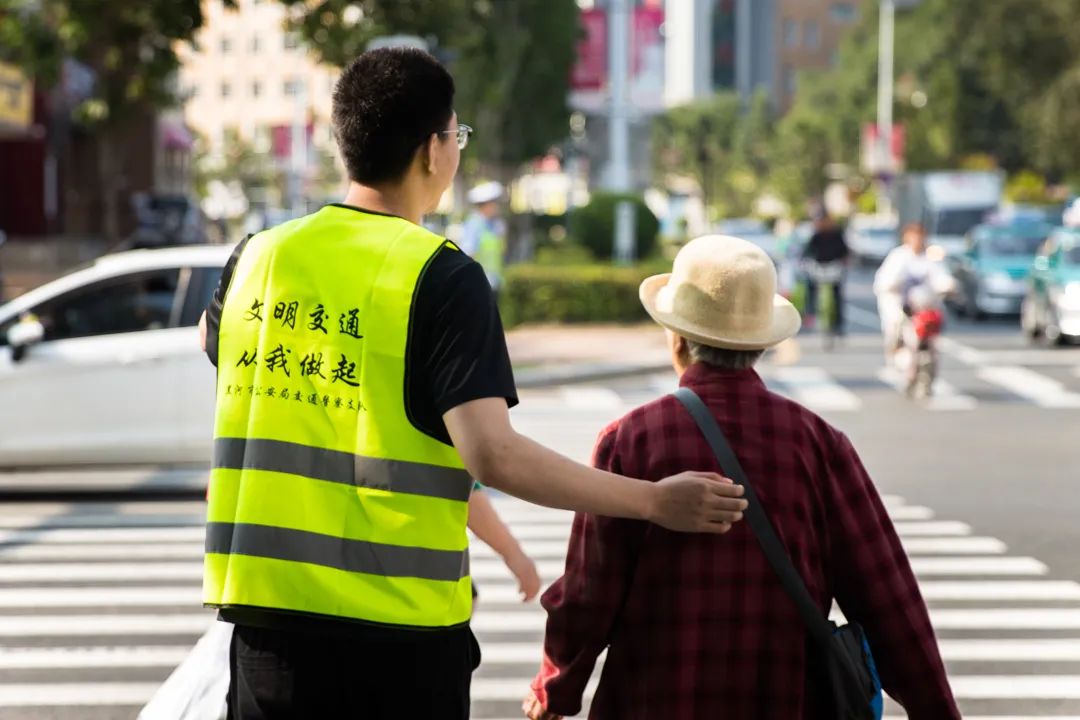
[0,0,233,238]
[278,0,579,177]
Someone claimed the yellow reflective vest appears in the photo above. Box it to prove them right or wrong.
[204,206,473,628]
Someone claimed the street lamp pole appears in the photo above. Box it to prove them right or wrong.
[876,0,895,215]
[608,0,635,264]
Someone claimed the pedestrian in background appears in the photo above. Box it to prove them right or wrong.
[198,48,746,719]
[801,212,851,334]
[461,181,507,293]
[525,235,958,719]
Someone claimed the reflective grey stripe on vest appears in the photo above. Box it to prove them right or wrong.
[213,438,472,502]
[206,522,469,583]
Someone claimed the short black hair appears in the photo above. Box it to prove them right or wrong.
[332,48,455,185]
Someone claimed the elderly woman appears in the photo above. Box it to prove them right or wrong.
[525,236,959,719]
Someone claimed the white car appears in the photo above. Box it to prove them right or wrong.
[0,245,231,467]
[847,223,899,265]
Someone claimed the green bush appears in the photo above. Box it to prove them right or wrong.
[500,262,668,327]
[571,192,660,260]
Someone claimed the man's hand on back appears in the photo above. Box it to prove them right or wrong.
[647,472,746,533]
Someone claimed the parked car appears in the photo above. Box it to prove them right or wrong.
[0,245,230,467]
[1022,227,1080,345]
[949,219,1054,319]
[846,221,898,265]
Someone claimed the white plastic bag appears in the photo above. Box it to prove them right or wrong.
[139,621,232,720]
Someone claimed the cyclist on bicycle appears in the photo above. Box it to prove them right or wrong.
[801,213,851,334]
[874,223,955,363]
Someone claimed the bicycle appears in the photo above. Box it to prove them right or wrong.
[801,260,845,351]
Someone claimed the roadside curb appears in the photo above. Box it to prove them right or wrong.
[514,360,670,389]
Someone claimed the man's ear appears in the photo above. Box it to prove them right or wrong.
[673,333,689,357]
[423,134,439,175]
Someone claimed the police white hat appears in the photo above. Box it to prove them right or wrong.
[467,181,504,205]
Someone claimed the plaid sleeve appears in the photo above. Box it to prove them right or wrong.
[531,420,648,716]
[825,431,961,719]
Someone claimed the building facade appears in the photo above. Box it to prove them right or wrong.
[665,0,861,110]
[177,0,338,160]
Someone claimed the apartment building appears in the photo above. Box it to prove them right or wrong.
[177,0,339,159]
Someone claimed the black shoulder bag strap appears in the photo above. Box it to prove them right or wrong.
[672,387,834,647]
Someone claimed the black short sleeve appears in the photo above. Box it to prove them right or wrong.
[204,235,252,367]
[405,246,518,445]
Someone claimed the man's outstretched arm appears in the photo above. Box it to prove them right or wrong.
[444,398,746,533]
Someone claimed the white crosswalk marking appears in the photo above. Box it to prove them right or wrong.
[978,365,1080,407]
[3,481,1080,717]
[876,367,979,410]
[768,366,863,411]
[467,493,1080,718]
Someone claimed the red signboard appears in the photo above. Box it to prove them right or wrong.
[572,9,607,92]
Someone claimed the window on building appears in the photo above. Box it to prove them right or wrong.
[784,66,797,96]
[220,36,232,54]
[252,80,262,98]
[783,18,798,48]
[220,81,232,99]
[251,35,261,53]
[804,20,820,50]
[284,32,300,50]
[283,78,301,96]
[831,2,858,23]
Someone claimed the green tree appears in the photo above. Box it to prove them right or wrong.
[651,93,742,216]
[0,0,231,240]
[277,0,579,185]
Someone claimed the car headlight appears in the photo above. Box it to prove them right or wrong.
[1058,281,1080,311]
[983,272,1014,293]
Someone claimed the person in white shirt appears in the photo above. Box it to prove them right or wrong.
[874,223,955,361]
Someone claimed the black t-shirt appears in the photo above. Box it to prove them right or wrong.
[803,227,850,264]
[204,205,518,637]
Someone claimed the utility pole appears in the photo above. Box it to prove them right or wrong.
[608,0,635,264]
[290,79,309,218]
[876,0,895,216]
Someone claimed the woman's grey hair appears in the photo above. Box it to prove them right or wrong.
[686,340,764,370]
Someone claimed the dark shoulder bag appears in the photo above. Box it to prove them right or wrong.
[673,387,884,720]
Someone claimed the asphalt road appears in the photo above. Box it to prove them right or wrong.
[0,268,1078,718]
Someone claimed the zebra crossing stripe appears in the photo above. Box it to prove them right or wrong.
[901,537,1006,554]
[768,367,862,411]
[0,586,203,608]
[949,676,1080,699]
[0,514,203,529]
[876,367,979,410]
[0,526,205,545]
[918,580,1080,600]
[909,556,1047,576]
[930,609,1080,629]
[892,521,971,536]
[0,614,214,637]
[559,386,623,410]
[938,639,1080,661]
[0,562,203,582]
[977,365,1080,408]
[0,682,162,707]
[0,646,193,669]
[0,543,202,561]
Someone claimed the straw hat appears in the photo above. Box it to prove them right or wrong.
[639,235,801,350]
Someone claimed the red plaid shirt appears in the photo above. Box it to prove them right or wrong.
[531,363,959,719]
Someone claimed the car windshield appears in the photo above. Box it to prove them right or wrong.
[983,225,1052,256]
[864,228,897,239]
[936,208,992,236]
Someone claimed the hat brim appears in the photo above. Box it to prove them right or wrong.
[639,274,802,351]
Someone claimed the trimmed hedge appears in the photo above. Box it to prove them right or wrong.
[572,192,660,260]
[500,262,668,327]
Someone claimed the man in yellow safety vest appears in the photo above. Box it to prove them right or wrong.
[198,48,747,718]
